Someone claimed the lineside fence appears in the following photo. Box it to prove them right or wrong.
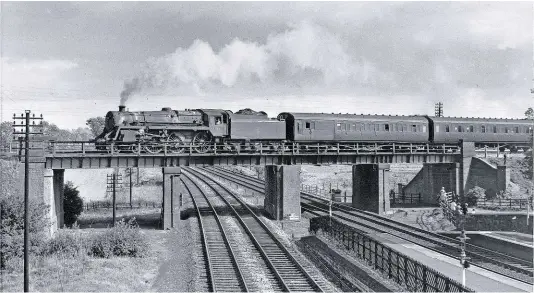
[83,200,160,211]
[310,216,473,292]
[301,183,351,203]
[475,197,533,209]
[390,192,423,205]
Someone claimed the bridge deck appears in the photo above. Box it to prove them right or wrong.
[7,141,463,169]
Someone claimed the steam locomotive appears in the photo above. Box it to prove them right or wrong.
[94,106,532,153]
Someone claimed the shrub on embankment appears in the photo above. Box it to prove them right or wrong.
[0,159,50,270]
[39,219,150,259]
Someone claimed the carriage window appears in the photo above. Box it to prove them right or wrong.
[530,127,533,134]
[445,125,450,132]
[352,124,356,131]
[514,127,519,133]
[493,126,497,133]
[411,125,417,132]
[305,122,311,129]
[467,126,473,132]
[375,124,380,131]
[481,126,486,133]
[422,125,427,132]
[385,124,390,132]
[504,127,509,133]
[457,125,463,132]
[336,123,341,130]
[297,122,302,134]
[311,122,315,129]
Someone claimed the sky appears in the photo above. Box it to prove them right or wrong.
[0,1,532,129]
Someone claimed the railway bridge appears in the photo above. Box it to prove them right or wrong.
[3,140,504,231]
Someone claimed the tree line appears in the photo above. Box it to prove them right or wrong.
[0,117,105,149]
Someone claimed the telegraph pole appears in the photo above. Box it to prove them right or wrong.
[435,102,444,117]
[12,110,43,292]
[112,173,116,226]
[128,168,133,209]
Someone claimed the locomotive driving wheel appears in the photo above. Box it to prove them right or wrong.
[167,133,186,154]
[192,132,211,153]
[144,142,163,154]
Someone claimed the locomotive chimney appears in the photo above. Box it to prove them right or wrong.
[119,105,126,112]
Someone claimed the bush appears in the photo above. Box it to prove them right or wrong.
[465,186,486,206]
[64,181,84,227]
[40,226,87,257]
[0,159,50,270]
[89,218,149,258]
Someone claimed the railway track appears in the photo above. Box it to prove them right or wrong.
[200,166,534,285]
[181,167,324,292]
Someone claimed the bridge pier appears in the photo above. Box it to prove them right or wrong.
[352,164,391,214]
[264,165,301,220]
[53,169,65,228]
[162,167,181,230]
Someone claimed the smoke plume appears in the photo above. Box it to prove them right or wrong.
[118,21,360,105]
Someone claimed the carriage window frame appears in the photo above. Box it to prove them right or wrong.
[336,123,342,130]
[481,126,486,133]
[514,126,519,133]
[385,124,390,132]
[504,127,509,134]
[493,126,498,133]
[411,124,417,132]
[305,122,311,129]
[457,125,463,132]
[445,125,450,132]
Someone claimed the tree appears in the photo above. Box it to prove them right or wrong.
[465,186,486,206]
[86,117,105,138]
[525,107,534,120]
[63,181,84,227]
[525,108,534,180]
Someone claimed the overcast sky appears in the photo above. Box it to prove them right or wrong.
[1,1,532,129]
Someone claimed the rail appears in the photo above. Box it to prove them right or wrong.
[180,174,248,292]
[184,167,324,292]
[310,216,473,292]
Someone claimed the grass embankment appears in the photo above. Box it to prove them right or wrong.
[486,156,532,197]
[0,209,170,292]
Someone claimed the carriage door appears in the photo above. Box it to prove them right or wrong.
[303,121,313,140]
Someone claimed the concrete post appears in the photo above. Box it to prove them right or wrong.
[264,165,301,220]
[53,169,65,228]
[43,169,57,236]
[352,164,390,214]
[162,167,181,230]
[496,165,509,194]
